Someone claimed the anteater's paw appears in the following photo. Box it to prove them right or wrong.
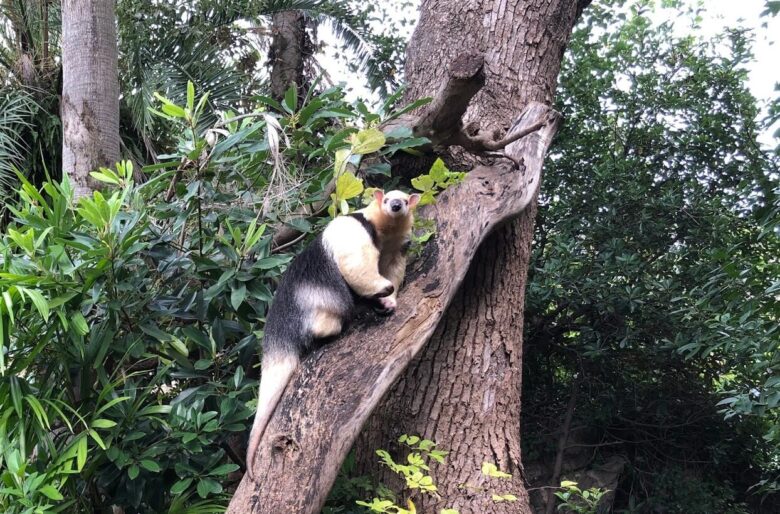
[374,295,397,315]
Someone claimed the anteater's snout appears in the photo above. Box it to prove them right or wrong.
[390,200,403,212]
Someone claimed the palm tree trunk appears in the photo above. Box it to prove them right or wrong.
[61,0,120,199]
[269,10,308,103]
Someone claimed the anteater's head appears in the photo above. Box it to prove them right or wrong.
[373,189,420,220]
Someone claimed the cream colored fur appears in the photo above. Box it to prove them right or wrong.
[359,190,419,311]
[322,216,394,297]
[245,352,299,480]
[296,283,348,337]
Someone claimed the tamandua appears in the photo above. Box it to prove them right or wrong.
[246,189,419,479]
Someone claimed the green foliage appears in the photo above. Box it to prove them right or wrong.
[410,158,465,206]
[334,436,520,514]
[554,481,608,514]
[523,1,780,511]
[353,435,456,514]
[0,79,436,512]
[0,161,250,512]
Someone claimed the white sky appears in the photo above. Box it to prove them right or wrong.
[319,0,778,145]
[654,0,779,145]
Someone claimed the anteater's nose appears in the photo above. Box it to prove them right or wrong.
[390,200,402,212]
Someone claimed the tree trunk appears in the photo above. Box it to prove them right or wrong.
[355,1,590,512]
[226,1,589,512]
[269,10,308,103]
[61,0,120,199]
[227,102,560,514]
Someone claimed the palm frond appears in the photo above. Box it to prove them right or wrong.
[0,88,37,197]
[121,30,248,150]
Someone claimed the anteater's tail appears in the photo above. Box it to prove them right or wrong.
[245,351,299,480]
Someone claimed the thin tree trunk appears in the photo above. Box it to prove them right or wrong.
[269,10,307,103]
[355,1,590,512]
[61,0,120,199]
[544,375,580,514]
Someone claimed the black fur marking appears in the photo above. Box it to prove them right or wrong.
[348,213,379,248]
[263,234,354,358]
[401,240,412,255]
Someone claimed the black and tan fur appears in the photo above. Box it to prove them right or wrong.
[246,189,419,479]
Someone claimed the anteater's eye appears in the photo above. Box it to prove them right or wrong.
[404,200,408,205]
[384,199,388,204]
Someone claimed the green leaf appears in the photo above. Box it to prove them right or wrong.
[383,137,430,155]
[96,396,131,415]
[335,172,364,200]
[334,148,350,176]
[140,460,161,473]
[171,478,193,495]
[428,158,449,183]
[76,436,88,471]
[187,81,195,111]
[89,170,121,185]
[161,103,187,118]
[128,464,140,480]
[209,463,240,476]
[411,175,435,192]
[481,462,512,478]
[18,288,49,321]
[197,478,223,498]
[71,312,89,336]
[350,128,386,155]
[91,418,117,429]
[138,404,172,416]
[283,85,298,113]
[39,485,64,501]
[231,284,247,310]
[88,429,107,449]
[169,336,189,357]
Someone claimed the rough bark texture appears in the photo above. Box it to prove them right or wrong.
[227,1,589,512]
[269,10,307,102]
[61,0,120,199]
[355,1,590,513]
[227,103,560,514]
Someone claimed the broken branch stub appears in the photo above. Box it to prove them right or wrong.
[226,101,561,514]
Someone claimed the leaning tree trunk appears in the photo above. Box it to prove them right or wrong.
[227,1,588,513]
[355,1,590,512]
[61,0,120,199]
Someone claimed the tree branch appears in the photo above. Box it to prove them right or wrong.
[227,102,561,514]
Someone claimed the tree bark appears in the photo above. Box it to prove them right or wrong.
[355,1,590,513]
[61,0,120,199]
[227,1,589,512]
[269,10,308,103]
[227,101,560,514]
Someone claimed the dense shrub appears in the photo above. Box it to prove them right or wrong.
[0,84,430,513]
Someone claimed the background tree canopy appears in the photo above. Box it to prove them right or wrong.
[522,2,779,512]
[0,0,777,512]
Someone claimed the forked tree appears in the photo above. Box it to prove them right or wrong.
[228,1,591,512]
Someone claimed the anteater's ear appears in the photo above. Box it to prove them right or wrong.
[373,189,385,203]
[408,193,420,208]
